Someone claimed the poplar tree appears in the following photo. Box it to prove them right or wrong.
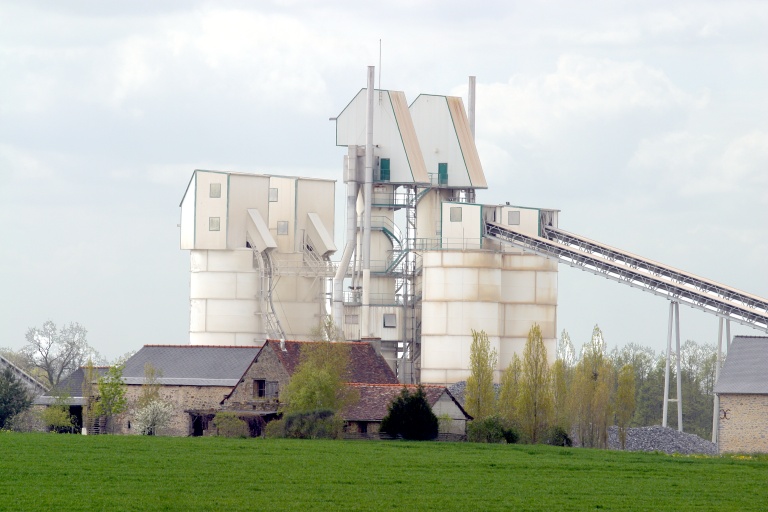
[615,364,636,449]
[517,324,553,443]
[572,325,613,448]
[465,329,497,420]
[498,353,521,425]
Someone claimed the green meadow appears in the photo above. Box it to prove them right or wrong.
[1,433,766,511]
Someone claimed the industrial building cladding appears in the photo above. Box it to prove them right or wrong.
[180,77,559,384]
[179,170,336,346]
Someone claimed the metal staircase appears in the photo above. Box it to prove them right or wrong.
[484,221,768,331]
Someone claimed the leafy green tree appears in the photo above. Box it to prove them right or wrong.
[551,358,571,434]
[380,386,438,440]
[23,321,101,388]
[0,366,32,428]
[282,342,357,414]
[498,353,521,425]
[93,364,127,434]
[557,330,576,368]
[615,364,636,449]
[465,329,497,420]
[137,363,162,409]
[517,324,553,443]
[571,325,613,448]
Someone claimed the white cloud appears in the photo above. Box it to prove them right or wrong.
[474,55,704,144]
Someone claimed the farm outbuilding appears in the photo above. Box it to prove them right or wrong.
[714,335,768,454]
[342,383,471,440]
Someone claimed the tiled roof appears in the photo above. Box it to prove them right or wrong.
[714,336,768,394]
[265,340,399,384]
[342,383,468,421]
[122,345,260,386]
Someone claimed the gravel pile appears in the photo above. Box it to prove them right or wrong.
[607,425,717,455]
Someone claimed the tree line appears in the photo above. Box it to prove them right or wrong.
[465,325,718,446]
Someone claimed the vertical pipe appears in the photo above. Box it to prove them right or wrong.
[361,66,375,338]
[468,76,476,140]
[675,302,683,432]
[713,317,724,442]
[662,301,673,427]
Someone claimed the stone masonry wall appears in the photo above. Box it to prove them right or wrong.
[718,393,768,454]
[222,345,290,413]
[115,385,232,437]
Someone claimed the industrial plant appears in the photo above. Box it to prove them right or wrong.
[178,68,768,439]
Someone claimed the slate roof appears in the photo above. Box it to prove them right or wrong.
[34,366,109,405]
[121,345,260,386]
[265,340,399,384]
[714,336,768,394]
[0,355,48,397]
[342,383,470,422]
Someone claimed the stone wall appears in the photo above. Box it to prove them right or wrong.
[221,345,290,413]
[718,393,768,454]
[115,384,232,437]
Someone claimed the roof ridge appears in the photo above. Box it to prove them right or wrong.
[142,344,261,349]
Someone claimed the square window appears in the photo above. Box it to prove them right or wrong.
[345,314,359,325]
[450,207,462,222]
[383,314,397,328]
[209,183,221,198]
[269,188,278,202]
[209,217,220,231]
[277,221,288,235]
[508,211,520,225]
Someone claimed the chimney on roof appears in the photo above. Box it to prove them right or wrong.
[279,339,286,352]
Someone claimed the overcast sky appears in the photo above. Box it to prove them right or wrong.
[2,0,766,361]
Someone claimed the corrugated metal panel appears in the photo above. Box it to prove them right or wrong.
[390,91,429,184]
[447,96,487,188]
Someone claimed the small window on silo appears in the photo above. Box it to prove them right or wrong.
[508,211,520,225]
[269,188,278,202]
[345,315,359,325]
[277,221,288,235]
[209,183,221,198]
[209,217,220,231]
[450,207,462,222]
[383,314,397,328]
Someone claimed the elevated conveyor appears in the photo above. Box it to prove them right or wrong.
[484,221,768,332]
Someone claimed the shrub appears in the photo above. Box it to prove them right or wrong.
[212,412,249,438]
[545,426,573,447]
[282,409,343,439]
[467,416,519,444]
[380,386,438,441]
[264,418,287,438]
[6,409,46,433]
[134,400,174,436]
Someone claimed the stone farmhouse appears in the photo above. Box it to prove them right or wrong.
[343,383,471,439]
[714,335,768,454]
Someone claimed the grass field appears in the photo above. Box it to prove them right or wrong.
[1,433,766,511]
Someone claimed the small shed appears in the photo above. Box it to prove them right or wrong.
[714,335,768,454]
[342,384,471,440]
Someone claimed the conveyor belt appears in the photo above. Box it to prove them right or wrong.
[484,222,768,332]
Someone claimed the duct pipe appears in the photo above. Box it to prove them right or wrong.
[468,75,476,140]
[332,150,360,330]
[361,65,374,337]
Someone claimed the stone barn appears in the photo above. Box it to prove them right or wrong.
[118,345,260,436]
[342,383,471,439]
[714,335,768,454]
